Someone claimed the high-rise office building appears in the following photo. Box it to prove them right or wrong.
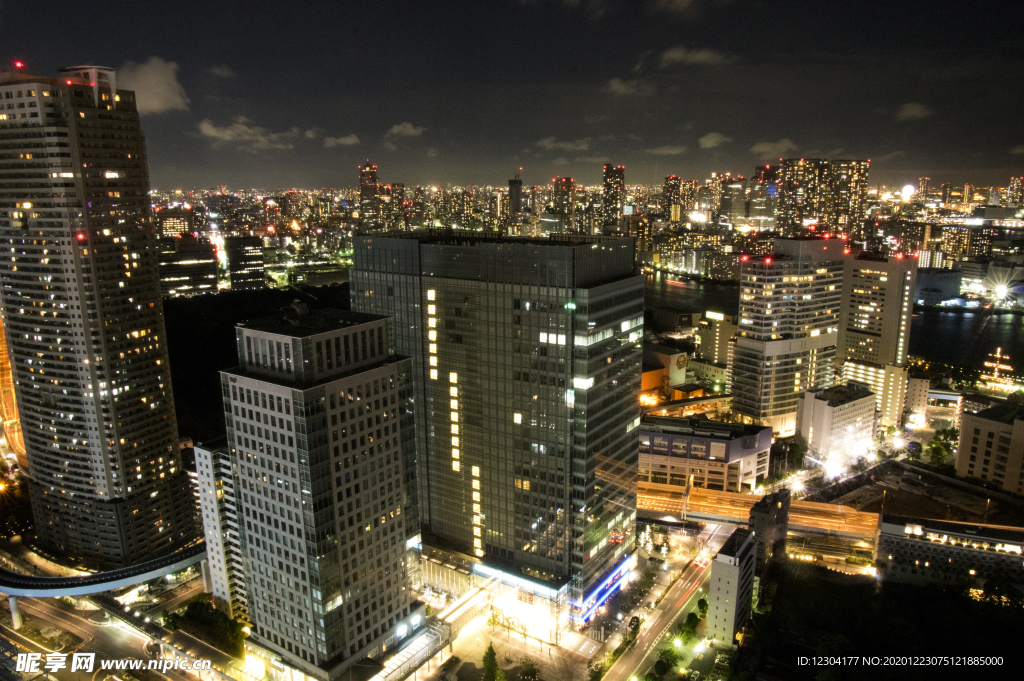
[748,165,779,231]
[718,176,747,228]
[680,179,698,214]
[359,161,381,226]
[551,176,576,228]
[0,64,195,566]
[158,235,219,297]
[940,183,954,206]
[731,238,844,434]
[662,175,681,217]
[225,236,265,290]
[822,160,870,231]
[838,252,917,426]
[351,232,642,639]
[509,170,524,219]
[195,441,248,620]
[697,311,738,389]
[1009,177,1023,206]
[222,308,418,675]
[917,176,931,201]
[601,164,625,225]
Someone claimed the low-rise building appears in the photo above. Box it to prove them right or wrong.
[638,416,771,493]
[956,403,1024,494]
[796,384,876,462]
[842,361,907,428]
[707,528,756,645]
[876,514,1024,587]
[905,375,930,422]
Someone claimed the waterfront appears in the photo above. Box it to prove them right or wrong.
[644,272,1024,371]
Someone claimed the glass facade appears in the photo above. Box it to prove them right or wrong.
[351,232,642,626]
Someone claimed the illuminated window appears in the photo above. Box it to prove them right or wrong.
[474,538,482,548]
[428,305,436,314]
[452,425,459,434]
[515,478,522,488]
[429,344,437,353]
[472,466,480,476]
[473,527,481,537]
[428,318,436,328]
[450,399,458,408]
[452,437,459,446]
[473,504,481,513]
[472,480,480,490]
[513,413,522,424]
[428,330,437,341]
[452,449,460,458]
[450,387,458,397]
[430,369,438,380]
[472,492,480,502]
[427,290,435,301]
[475,548,484,557]
[429,356,438,366]
[523,480,530,491]
[450,411,458,421]
[449,372,458,383]
[453,461,460,471]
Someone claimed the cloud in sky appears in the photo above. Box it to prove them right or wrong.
[605,78,654,96]
[660,45,734,67]
[118,57,189,115]
[323,134,360,148]
[750,138,798,159]
[699,132,732,149]
[198,116,299,153]
[896,102,933,121]
[646,145,687,155]
[388,122,426,137]
[537,137,591,151]
[209,64,236,78]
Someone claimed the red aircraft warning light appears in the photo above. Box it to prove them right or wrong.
[764,257,773,265]
[14,61,25,69]
[740,254,749,262]
[76,233,86,241]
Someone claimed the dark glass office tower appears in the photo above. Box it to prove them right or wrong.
[351,231,642,637]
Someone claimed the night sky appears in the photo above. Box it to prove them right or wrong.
[3,0,1022,190]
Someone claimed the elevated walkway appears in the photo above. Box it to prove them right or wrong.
[0,542,206,597]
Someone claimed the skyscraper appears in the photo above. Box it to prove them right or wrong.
[601,164,625,225]
[551,176,576,229]
[351,232,642,639]
[776,159,828,233]
[225,236,265,290]
[221,308,418,673]
[838,252,917,427]
[748,165,779,231]
[822,160,870,231]
[732,238,844,434]
[662,175,681,219]
[358,161,381,226]
[194,441,247,620]
[0,64,195,566]
[1010,177,1023,206]
[158,235,219,297]
[509,170,524,218]
[917,176,931,201]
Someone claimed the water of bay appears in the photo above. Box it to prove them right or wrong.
[643,271,1024,371]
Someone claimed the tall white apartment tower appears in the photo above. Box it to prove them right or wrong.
[731,238,844,435]
[195,441,248,621]
[221,307,419,678]
[707,528,756,645]
[0,64,195,566]
[838,252,917,427]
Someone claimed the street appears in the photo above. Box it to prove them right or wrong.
[602,524,735,681]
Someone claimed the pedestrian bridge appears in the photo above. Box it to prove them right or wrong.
[0,542,206,597]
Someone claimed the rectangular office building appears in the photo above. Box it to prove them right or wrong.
[351,231,642,636]
[221,307,419,679]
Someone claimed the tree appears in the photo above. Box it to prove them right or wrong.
[928,441,948,466]
[697,598,708,618]
[657,647,679,669]
[982,575,1023,608]
[519,656,539,681]
[684,612,699,630]
[483,644,498,681]
[496,670,507,681]
[487,610,501,632]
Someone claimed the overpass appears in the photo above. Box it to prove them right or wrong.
[0,541,206,598]
[636,483,879,540]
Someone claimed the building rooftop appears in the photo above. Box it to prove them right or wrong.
[238,306,385,338]
[881,514,1024,543]
[641,414,769,440]
[717,528,753,558]
[973,401,1024,425]
[808,383,875,407]
[357,228,629,248]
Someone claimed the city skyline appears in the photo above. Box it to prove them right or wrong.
[1,0,1021,189]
